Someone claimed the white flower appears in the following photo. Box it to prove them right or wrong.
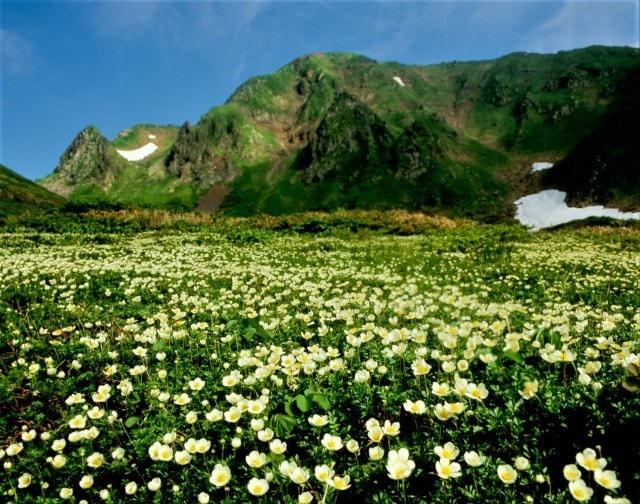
[79,475,94,489]
[563,464,582,481]
[314,464,335,483]
[188,377,205,391]
[369,446,385,460]
[497,464,517,484]
[269,439,287,454]
[86,452,105,469]
[246,450,268,468]
[247,477,269,496]
[59,487,73,499]
[174,450,192,465]
[568,479,594,501]
[210,464,231,487]
[298,491,314,503]
[124,481,138,495]
[434,442,459,460]
[594,469,621,490]
[321,434,343,451]
[6,443,24,456]
[436,458,462,479]
[515,456,530,471]
[464,451,484,467]
[17,472,32,488]
[386,448,415,480]
[576,448,606,472]
[346,439,360,453]
[147,478,162,491]
[403,399,427,414]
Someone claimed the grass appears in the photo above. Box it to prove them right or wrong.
[0,164,65,217]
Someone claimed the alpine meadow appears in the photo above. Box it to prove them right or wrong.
[1,2,640,504]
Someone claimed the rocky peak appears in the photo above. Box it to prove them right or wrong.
[164,122,235,186]
[52,125,115,186]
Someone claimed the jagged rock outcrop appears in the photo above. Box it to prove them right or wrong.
[41,126,116,196]
[164,122,236,186]
[54,126,115,184]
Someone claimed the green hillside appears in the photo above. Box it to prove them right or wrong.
[39,125,198,210]
[0,163,65,215]
[37,46,640,217]
[545,68,640,209]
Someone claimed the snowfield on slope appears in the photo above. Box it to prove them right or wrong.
[531,161,553,172]
[515,189,640,230]
[393,76,405,87]
[116,142,158,161]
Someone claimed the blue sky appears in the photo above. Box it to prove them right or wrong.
[2,1,638,180]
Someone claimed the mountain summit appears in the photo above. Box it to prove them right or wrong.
[38,46,640,217]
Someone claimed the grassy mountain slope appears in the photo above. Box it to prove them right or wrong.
[544,68,640,209]
[40,125,200,210]
[0,164,64,215]
[37,46,640,217]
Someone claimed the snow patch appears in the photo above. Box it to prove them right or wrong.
[532,161,553,172]
[116,142,158,161]
[393,76,405,87]
[148,134,157,140]
[515,189,640,230]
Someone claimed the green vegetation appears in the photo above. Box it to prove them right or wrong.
[0,163,64,217]
[68,167,201,211]
[1,217,639,502]
[545,69,640,207]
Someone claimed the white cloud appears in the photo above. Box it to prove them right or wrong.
[526,0,639,52]
[1,29,35,76]
[92,1,160,35]
[90,1,267,47]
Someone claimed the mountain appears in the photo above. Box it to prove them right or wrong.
[38,46,640,217]
[0,163,65,215]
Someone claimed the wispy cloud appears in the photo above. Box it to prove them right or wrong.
[91,1,160,36]
[1,29,36,76]
[525,0,639,52]
[89,1,267,47]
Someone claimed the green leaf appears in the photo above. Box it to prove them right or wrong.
[284,398,295,417]
[151,341,166,353]
[243,326,256,341]
[125,416,139,428]
[270,413,297,437]
[295,394,311,413]
[312,393,330,411]
[248,318,272,339]
[503,351,523,363]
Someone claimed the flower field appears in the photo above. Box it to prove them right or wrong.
[1,224,639,503]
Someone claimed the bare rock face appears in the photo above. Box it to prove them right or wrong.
[164,122,236,187]
[42,126,116,195]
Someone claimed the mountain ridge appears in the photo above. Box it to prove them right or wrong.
[36,45,640,217]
